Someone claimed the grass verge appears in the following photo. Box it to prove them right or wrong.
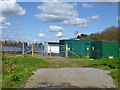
[69,56,91,59]
[2,56,51,88]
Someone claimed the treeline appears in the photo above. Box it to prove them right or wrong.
[2,40,42,46]
[2,40,28,46]
[77,26,119,41]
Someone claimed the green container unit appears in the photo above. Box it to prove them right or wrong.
[59,40,93,57]
[91,41,119,59]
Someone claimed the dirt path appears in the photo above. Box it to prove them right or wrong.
[24,68,115,88]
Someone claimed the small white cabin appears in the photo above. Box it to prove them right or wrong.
[44,42,59,54]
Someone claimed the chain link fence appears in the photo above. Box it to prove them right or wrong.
[2,44,66,58]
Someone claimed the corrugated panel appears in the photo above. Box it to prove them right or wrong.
[102,41,119,58]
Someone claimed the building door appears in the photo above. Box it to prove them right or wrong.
[85,43,91,56]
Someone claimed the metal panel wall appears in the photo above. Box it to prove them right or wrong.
[102,41,119,58]
[59,40,93,57]
[91,41,119,59]
[91,41,103,59]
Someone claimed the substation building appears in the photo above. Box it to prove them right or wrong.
[59,39,119,59]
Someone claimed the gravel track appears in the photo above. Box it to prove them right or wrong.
[24,68,115,88]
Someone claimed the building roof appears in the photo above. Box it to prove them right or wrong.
[45,42,59,44]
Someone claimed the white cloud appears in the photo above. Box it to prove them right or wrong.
[33,39,41,42]
[4,22,11,26]
[0,16,6,23]
[22,36,32,41]
[79,24,88,28]
[0,26,8,30]
[82,3,93,8]
[0,16,11,26]
[38,33,46,37]
[55,32,63,37]
[35,2,78,23]
[77,33,81,36]
[35,2,100,27]
[61,18,88,25]
[116,16,120,21]
[47,25,64,32]
[0,0,26,16]
[91,15,100,20]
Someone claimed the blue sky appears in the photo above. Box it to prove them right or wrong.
[1,1,118,44]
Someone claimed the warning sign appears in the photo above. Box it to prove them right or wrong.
[68,48,70,50]
[87,48,89,50]
[92,47,94,50]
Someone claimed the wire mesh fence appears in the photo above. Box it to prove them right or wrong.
[2,42,120,59]
[2,44,66,58]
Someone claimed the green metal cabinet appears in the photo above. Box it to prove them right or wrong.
[59,40,93,57]
[91,41,119,59]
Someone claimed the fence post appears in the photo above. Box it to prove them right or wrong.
[66,43,68,58]
[22,42,24,55]
[50,45,51,58]
[32,43,34,57]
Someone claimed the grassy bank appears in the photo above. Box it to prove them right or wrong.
[2,56,51,88]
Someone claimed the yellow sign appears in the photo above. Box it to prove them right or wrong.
[87,48,89,50]
[68,48,70,50]
[92,47,94,50]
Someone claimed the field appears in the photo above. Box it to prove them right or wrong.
[1,53,119,88]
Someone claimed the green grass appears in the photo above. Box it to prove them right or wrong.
[72,58,119,87]
[69,56,91,59]
[3,52,22,57]
[2,56,51,88]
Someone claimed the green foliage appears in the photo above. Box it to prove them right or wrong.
[77,35,80,39]
[72,58,118,69]
[79,26,118,43]
[69,56,90,59]
[108,69,119,87]
[77,34,88,39]
[2,57,50,88]
[2,40,26,46]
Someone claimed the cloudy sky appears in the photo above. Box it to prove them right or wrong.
[0,0,119,43]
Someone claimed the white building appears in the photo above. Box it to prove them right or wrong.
[44,42,59,55]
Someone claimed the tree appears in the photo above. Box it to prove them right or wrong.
[80,34,88,38]
[24,42,28,46]
[18,41,22,46]
[77,35,81,39]
[79,26,118,42]
[38,43,42,46]
[35,43,38,46]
